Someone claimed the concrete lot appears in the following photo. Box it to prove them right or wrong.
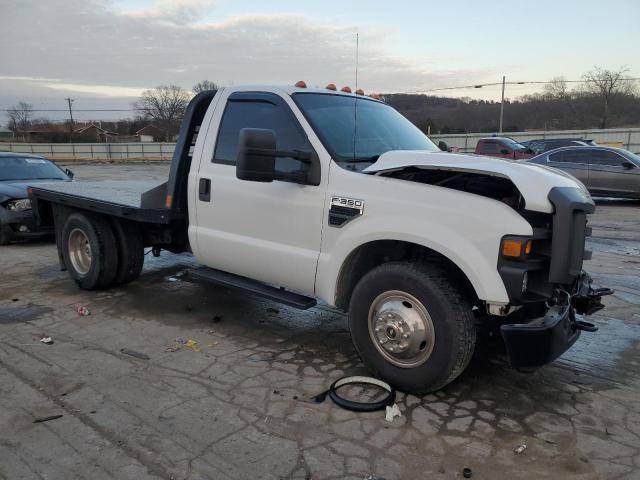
[1,162,639,480]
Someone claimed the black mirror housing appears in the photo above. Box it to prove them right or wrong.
[236,128,277,182]
[65,168,74,179]
[438,140,449,152]
[622,161,635,170]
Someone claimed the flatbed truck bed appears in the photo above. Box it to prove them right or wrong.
[29,181,170,223]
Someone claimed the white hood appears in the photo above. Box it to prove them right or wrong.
[363,150,589,213]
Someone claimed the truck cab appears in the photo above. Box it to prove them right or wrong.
[29,84,609,393]
[475,137,534,160]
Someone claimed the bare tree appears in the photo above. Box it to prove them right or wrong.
[133,85,190,141]
[543,77,571,101]
[582,66,634,128]
[7,101,33,137]
[192,80,219,94]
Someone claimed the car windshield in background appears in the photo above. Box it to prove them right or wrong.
[619,149,640,165]
[501,138,529,151]
[294,93,438,164]
[0,157,67,181]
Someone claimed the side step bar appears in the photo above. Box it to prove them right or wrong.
[184,267,317,310]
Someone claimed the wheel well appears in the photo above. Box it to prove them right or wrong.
[334,240,479,311]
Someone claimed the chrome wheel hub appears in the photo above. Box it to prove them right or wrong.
[368,290,435,368]
[68,228,92,275]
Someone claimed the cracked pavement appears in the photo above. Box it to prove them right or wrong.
[1,162,639,480]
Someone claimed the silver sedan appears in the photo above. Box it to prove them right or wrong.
[527,146,640,199]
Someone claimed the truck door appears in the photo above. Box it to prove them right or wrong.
[193,91,325,296]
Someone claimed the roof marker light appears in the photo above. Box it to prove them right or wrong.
[325,83,337,91]
[355,89,364,95]
[295,80,307,88]
[341,86,352,93]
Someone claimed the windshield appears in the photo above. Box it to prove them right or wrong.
[0,156,68,181]
[501,138,528,151]
[619,149,640,166]
[294,93,438,165]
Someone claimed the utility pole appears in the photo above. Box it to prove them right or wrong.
[65,97,74,143]
[498,76,505,133]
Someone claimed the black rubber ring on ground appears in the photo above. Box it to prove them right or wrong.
[327,376,396,412]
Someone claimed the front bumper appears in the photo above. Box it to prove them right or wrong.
[501,303,581,369]
[500,271,611,370]
[0,207,52,240]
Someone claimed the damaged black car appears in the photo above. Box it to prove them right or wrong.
[0,152,72,244]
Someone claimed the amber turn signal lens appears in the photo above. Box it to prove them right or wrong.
[502,239,532,258]
[294,80,307,88]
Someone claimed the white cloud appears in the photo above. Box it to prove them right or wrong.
[0,0,493,109]
[43,82,146,97]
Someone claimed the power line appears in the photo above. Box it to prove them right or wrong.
[408,77,640,94]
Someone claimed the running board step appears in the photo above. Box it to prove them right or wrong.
[184,268,317,310]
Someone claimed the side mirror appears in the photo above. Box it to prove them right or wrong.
[438,140,449,152]
[236,128,320,185]
[500,149,510,155]
[236,128,277,183]
[65,168,74,179]
[622,161,635,170]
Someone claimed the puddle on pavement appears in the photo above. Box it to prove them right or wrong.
[559,316,640,382]
[0,303,53,324]
[587,237,640,257]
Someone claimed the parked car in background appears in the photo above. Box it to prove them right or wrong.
[527,146,640,199]
[0,152,73,244]
[474,137,534,160]
[523,138,596,155]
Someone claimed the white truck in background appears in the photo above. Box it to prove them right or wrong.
[29,84,610,393]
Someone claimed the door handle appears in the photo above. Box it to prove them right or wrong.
[199,178,211,202]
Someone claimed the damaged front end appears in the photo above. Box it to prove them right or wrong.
[498,187,613,369]
[366,154,612,370]
[500,272,613,370]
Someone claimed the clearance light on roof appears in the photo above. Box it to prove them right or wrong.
[325,83,337,91]
[355,89,364,95]
[341,86,352,93]
[295,80,307,88]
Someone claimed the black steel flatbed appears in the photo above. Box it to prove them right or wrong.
[30,181,171,224]
[29,90,217,233]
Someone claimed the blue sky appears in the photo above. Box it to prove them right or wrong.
[1,0,638,120]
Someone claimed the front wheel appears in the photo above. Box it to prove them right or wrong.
[348,261,476,394]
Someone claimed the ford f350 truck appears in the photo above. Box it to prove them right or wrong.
[29,85,610,393]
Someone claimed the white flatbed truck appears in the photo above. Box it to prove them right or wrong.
[29,85,610,393]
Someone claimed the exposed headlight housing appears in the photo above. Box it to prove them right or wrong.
[6,199,32,211]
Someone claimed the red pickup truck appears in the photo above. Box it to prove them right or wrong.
[475,137,534,160]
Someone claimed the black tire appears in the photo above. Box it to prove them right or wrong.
[111,219,144,286]
[348,261,476,394]
[61,212,119,290]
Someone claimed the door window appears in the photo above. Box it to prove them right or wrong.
[480,141,499,154]
[213,97,312,173]
[590,150,625,167]
[549,150,588,165]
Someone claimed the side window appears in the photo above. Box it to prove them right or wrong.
[590,150,624,167]
[549,150,587,164]
[481,141,499,154]
[213,98,312,172]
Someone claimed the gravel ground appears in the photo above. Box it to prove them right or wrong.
[1,162,639,480]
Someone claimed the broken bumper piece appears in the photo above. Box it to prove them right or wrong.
[500,272,611,370]
[501,303,581,370]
